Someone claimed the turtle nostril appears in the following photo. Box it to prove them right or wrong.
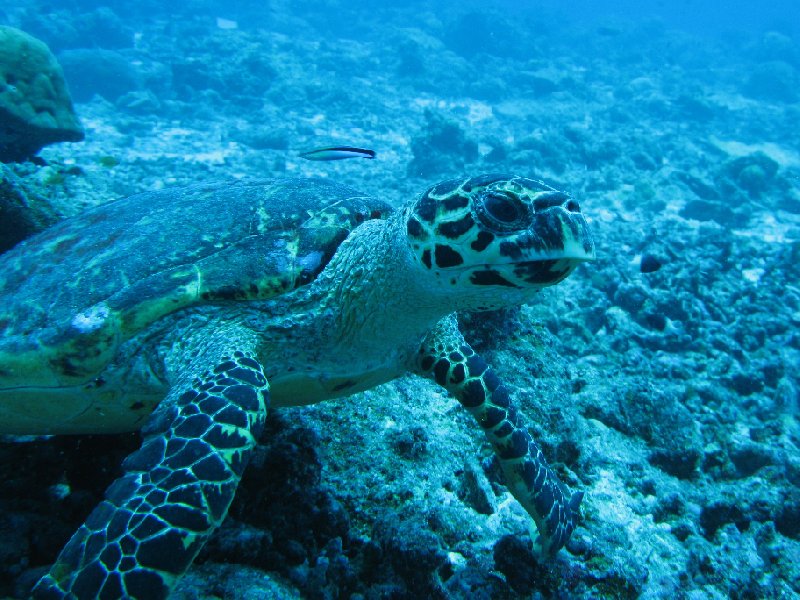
[565,200,580,213]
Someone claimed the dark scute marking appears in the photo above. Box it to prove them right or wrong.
[465,354,488,378]
[429,179,461,198]
[459,344,474,357]
[448,351,464,362]
[471,231,494,252]
[205,480,236,521]
[463,173,511,191]
[451,363,466,384]
[50,355,82,378]
[546,509,563,542]
[177,389,201,406]
[515,260,570,285]
[533,191,569,212]
[434,244,464,268]
[160,470,196,493]
[438,214,474,239]
[123,568,170,599]
[332,379,356,392]
[131,514,167,541]
[484,406,505,429]
[483,370,501,393]
[462,380,486,408]
[406,217,424,238]
[226,366,266,387]
[204,424,248,450]
[223,384,261,411]
[192,453,230,482]
[522,461,538,489]
[433,359,450,387]
[167,485,203,508]
[100,544,122,571]
[499,241,523,260]
[415,195,438,223]
[201,285,246,301]
[164,438,187,459]
[215,405,249,428]
[84,532,106,562]
[145,488,167,507]
[537,214,567,250]
[119,535,138,556]
[122,439,166,473]
[119,557,136,573]
[534,488,556,520]
[154,504,210,533]
[506,429,529,460]
[441,192,470,211]
[136,529,196,574]
[239,356,261,370]
[420,355,435,372]
[86,501,116,530]
[421,249,432,269]
[228,449,249,477]
[108,510,132,540]
[494,421,513,438]
[174,414,214,438]
[470,269,517,288]
[491,385,510,408]
[213,361,237,374]
[198,395,227,415]
[70,561,106,599]
[100,572,124,600]
[168,439,209,469]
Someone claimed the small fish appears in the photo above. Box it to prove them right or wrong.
[299,146,376,161]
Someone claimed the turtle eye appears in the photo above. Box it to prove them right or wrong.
[476,191,528,232]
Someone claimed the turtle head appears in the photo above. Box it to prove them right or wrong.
[404,174,595,309]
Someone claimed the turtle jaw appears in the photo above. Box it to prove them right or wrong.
[469,255,592,289]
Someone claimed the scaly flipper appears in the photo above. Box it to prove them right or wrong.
[33,344,269,599]
[414,316,582,557]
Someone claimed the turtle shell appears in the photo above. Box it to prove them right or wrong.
[0,178,392,388]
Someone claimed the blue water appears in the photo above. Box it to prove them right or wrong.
[1,0,799,598]
[514,0,798,37]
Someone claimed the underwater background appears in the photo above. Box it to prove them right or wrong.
[1,0,799,597]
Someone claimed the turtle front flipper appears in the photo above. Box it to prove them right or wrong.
[32,346,270,599]
[414,315,582,558]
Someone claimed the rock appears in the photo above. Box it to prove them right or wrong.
[680,199,744,226]
[742,61,799,103]
[0,26,84,163]
[407,110,479,178]
[0,164,60,251]
[57,49,141,103]
[19,7,133,53]
[492,535,545,595]
[722,152,780,196]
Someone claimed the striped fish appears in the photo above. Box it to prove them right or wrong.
[299,146,376,161]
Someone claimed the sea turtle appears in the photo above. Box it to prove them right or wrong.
[0,174,594,599]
